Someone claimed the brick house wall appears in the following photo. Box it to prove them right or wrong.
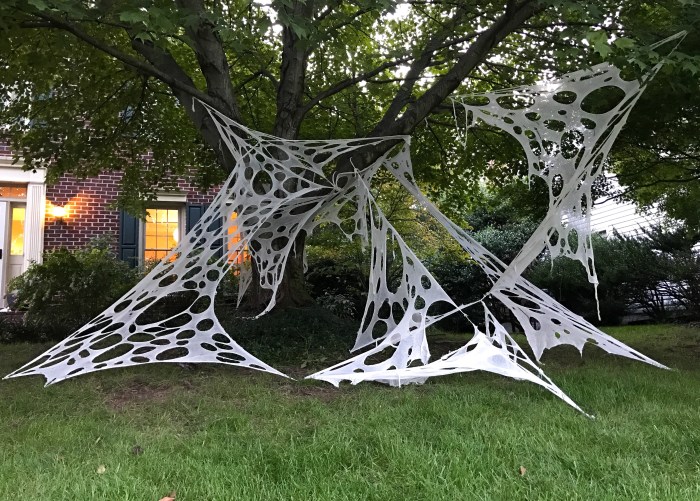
[44,171,219,252]
[1,140,221,258]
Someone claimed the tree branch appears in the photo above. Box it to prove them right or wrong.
[301,31,479,116]
[274,0,315,138]
[374,0,543,136]
[235,66,279,92]
[327,1,544,182]
[175,0,242,122]
[128,37,238,171]
[300,55,413,115]
[373,6,472,132]
[22,10,220,112]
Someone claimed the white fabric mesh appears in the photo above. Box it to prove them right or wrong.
[455,65,644,293]
[387,150,665,367]
[5,38,682,412]
[453,31,686,296]
[5,115,404,385]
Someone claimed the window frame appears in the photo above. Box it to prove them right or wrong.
[139,202,185,265]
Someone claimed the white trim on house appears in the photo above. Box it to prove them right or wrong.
[24,183,46,269]
[0,157,47,185]
[0,157,47,307]
[156,192,188,204]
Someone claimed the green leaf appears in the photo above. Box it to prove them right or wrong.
[27,0,49,11]
[682,59,699,76]
[132,32,153,43]
[613,37,635,50]
[119,9,149,25]
[586,30,610,58]
[256,16,272,34]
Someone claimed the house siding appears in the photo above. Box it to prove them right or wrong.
[590,198,663,238]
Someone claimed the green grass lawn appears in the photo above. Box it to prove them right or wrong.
[0,324,698,500]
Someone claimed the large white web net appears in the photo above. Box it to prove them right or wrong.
[6,37,683,413]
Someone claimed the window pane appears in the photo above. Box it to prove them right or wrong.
[227,211,249,266]
[145,234,157,250]
[0,184,27,199]
[144,207,180,261]
[10,207,25,255]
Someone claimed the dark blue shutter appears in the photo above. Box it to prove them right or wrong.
[187,203,223,258]
[209,214,224,258]
[119,210,140,268]
[186,204,206,234]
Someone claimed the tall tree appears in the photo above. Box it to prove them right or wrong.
[0,0,696,306]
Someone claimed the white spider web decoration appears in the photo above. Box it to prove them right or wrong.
[5,35,684,413]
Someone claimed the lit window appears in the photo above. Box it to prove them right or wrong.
[144,208,180,261]
[227,211,249,265]
[0,184,27,199]
[10,207,25,256]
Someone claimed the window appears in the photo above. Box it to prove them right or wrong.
[120,203,249,267]
[143,207,181,261]
[227,211,248,265]
[10,206,25,256]
[0,184,27,199]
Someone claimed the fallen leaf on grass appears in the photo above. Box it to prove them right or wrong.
[519,466,527,476]
[96,464,106,475]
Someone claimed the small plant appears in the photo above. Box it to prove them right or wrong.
[8,236,140,340]
[0,314,36,343]
[316,292,357,319]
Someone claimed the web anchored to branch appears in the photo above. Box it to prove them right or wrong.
[6,36,685,414]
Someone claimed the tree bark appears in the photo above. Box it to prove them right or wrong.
[244,0,316,310]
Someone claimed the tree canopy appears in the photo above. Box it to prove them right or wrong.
[0,1,698,221]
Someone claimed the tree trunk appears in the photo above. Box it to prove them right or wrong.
[276,233,314,308]
[251,0,314,310]
[240,232,314,312]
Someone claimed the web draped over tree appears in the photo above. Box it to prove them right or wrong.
[6,37,684,413]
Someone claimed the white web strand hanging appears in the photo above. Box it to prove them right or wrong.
[4,36,682,414]
[453,32,687,307]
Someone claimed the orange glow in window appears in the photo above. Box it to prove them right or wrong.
[227,211,249,265]
[0,184,27,199]
[144,208,179,262]
[10,207,25,256]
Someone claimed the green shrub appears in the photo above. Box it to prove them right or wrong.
[7,238,140,340]
[528,228,700,325]
[305,256,368,320]
[215,304,358,366]
[527,244,629,325]
[0,314,37,343]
